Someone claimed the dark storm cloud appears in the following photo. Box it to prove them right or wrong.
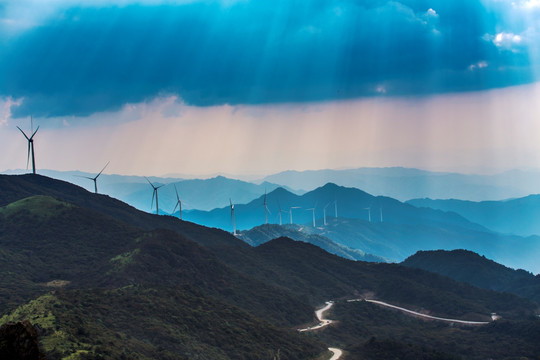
[0,0,537,117]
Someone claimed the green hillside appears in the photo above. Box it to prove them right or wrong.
[0,192,323,359]
[2,286,323,360]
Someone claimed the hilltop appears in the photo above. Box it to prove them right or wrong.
[402,250,540,303]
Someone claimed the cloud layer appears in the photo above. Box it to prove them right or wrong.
[1,0,539,117]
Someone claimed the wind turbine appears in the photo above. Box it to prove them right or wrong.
[323,202,332,226]
[364,207,371,222]
[279,208,288,225]
[145,177,164,215]
[289,206,301,224]
[173,184,182,220]
[306,207,316,227]
[334,200,338,218]
[76,161,110,194]
[277,200,287,226]
[230,198,237,235]
[16,117,39,175]
[379,207,383,222]
[263,190,271,224]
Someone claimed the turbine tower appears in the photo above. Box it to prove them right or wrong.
[279,208,288,225]
[307,207,316,227]
[323,202,332,226]
[334,200,338,218]
[16,117,39,175]
[365,207,371,222]
[173,184,182,220]
[145,177,164,215]
[263,190,271,224]
[289,206,300,224]
[380,207,383,222]
[230,198,237,235]
[77,161,110,194]
[277,200,287,226]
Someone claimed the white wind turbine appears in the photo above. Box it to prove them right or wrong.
[263,190,271,224]
[306,207,316,227]
[173,184,182,220]
[230,198,237,235]
[334,199,338,218]
[364,207,371,222]
[289,206,301,224]
[323,202,332,226]
[277,200,288,226]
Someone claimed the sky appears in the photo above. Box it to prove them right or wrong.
[1,0,540,177]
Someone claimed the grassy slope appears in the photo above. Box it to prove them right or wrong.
[2,286,324,360]
[0,195,324,359]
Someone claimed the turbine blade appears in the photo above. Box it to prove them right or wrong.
[96,161,110,178]
[17,126,30,141]
[74,175,94,180]
[26,142,30,169]
[145,176,153,187]
[173,202,179,213]
[174,184,180,200]
[151,189,156,209]
[30,126,39,139]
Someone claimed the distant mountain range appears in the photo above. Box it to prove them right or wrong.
[2,169,293,212]
[184,183,540,274]
[184,183,485,232]
[407,195,540,236]
[1,174,539,359]
[308,216,540,275]
[260,167,540,201]
[7,167,540,212]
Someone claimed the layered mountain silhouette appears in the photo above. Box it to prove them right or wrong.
[1,174,539,359]
[260,167,540,201]
[184,183,485,232]
[183,183,540,273]
[407,195,540,236]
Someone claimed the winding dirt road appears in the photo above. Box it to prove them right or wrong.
[298,301,335,332]
[298,297,492,359]
[298,301,343,359]
[349,299,491,325]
